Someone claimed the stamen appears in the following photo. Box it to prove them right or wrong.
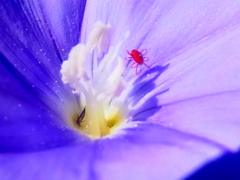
[60,44,88,83]
[106,57,125,97]
[60,21,130,138]
[86,21,112,55]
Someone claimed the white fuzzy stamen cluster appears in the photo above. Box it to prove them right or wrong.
[60,21,130,138]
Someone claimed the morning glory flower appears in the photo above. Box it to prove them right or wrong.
[1,0,240,180]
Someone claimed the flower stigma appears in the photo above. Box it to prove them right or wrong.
[60,21,130,139]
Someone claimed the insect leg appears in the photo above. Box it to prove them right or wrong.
[125,57,132,60]
[126,50,131,55]
[141,49,147,55]
[131,62,136,68]
[135,64,139,75]
[143,63,150,69]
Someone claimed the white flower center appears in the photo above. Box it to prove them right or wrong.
[60,21,130,138]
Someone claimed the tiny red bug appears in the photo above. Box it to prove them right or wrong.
[125,49,150,75]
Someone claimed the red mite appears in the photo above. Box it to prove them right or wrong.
[126,49,150,75]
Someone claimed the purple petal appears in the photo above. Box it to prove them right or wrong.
[0,0,87,114]
[81,0,240,66]
[157,26,240,103]
[1,0,240,180]
[146,25,240,150]
[0,54,88,152]
[94,122,226,180]
[0,0,86,89]
[152,90,240,150]
[82,0,240,150]
[0,122,227,180]
[79,1,240,178]
[0,143,93,180]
